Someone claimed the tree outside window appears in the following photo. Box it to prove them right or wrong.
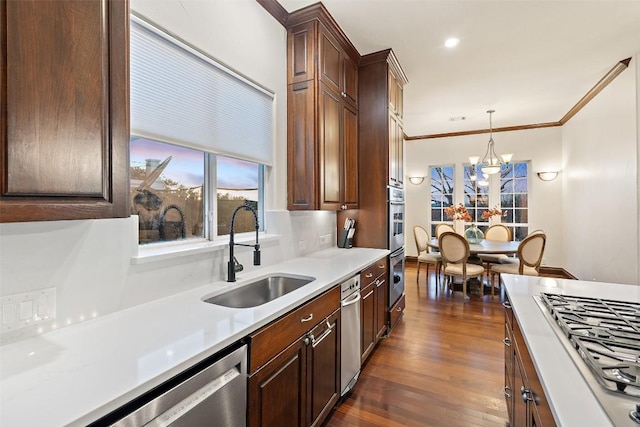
[430,165,454,236]
[500,162,529,240]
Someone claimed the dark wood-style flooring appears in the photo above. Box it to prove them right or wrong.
[326,264,508,427]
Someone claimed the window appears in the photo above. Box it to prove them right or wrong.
[129,15,271,246]
[463,164,489,230]
[130,137,264,244]
[500,162,529,240]
[429,165,454,236]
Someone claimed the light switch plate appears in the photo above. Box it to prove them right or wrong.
[1,287,56,332]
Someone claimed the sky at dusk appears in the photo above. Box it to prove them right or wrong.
[130,137,259,189]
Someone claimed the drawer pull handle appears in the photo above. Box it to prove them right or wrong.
[503,337,511,347]
[502,301,512,309]
[311,320,335,347]
[396,307,402,312]
[365,273,373,278]
[378,264,385,269]
[301,314,313,323]
[503,386,512,398]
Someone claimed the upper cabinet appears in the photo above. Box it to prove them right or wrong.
[0,0,130,223]
[340,49,407,249]
[286,4,359,211]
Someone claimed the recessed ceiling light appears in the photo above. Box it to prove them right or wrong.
[445,37,459,48]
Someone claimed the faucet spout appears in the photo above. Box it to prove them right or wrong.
[227,203,260,282]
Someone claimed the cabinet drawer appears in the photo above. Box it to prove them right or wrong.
[249,286,340,372]
[361,258,388,287]
[389,293,405,330]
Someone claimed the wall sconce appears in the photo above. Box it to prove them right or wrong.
[537,171,559,181]
[408,176,425,185]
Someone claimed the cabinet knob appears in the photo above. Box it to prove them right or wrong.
[341,204,347,210]
[502,337,511,347]
[341,92,346,98]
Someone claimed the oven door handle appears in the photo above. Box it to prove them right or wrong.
[341,291,361,307]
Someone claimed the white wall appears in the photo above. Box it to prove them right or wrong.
[0,0,338,343]
[405,127,565,267]
[561,54,639,284]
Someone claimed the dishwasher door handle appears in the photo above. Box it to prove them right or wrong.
[341,291,361,307]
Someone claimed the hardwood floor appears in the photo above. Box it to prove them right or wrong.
[325,264,509,427]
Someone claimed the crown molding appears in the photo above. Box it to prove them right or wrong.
[406,57,632,141]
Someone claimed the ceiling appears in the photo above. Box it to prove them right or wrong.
[277,0,640,137]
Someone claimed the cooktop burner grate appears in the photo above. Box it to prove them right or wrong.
[540,293,640,398]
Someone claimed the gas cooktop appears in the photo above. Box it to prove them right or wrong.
[537,292,640,426]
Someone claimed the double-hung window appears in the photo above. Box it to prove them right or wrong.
[429,165,454,236]
[500,162,529,240]
[463,164,489,231]
[129,15,272,245]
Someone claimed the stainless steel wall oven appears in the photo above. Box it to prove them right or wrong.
[388,187,404,253]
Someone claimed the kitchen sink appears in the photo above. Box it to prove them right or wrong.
[203,274,315,308]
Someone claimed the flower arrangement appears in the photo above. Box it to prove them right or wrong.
[445,203,472,222]
[481,206,507,219]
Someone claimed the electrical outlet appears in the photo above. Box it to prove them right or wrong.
[1,287,56,332]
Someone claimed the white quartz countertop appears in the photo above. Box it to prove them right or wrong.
[0,247,388,427]
[503,274,640,427]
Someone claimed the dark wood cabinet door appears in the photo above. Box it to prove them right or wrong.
[248,338,307,427]
[288,21,316,85]
[288,81,317,210]
[375,277,387,340]
[319,28,341,96]
[342,102,358,209]
[343,54,358,108]
[1,0,129,222]
[513,354,528,427]
[319,83,342,210]
[388,114,399,187]
[360,283,376,363]
[307,309,340,427]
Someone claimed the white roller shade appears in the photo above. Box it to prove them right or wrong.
[130,16,274,166]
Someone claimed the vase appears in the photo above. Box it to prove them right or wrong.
[453,220,465,235]
[464,223,484,243]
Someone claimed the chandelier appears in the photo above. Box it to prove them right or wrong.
[470,110,512,176]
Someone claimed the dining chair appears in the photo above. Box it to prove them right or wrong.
[413,225,441,287]
[435,223,455,238]
[490,232,547,295]
[438,232,485,301]
[478,224,512,286]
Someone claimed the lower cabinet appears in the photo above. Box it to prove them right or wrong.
[360,282,376,363]
[360,257,388,363]
[503,296,556,427]
[247,286,341,427]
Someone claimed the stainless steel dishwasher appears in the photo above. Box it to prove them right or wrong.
[100,344,247,427]
[340,275,361,396]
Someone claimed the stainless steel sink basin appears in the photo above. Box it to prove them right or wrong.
[203,275,315,308]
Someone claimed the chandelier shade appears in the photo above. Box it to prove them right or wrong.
[471,110,512,176]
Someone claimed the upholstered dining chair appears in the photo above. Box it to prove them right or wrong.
[489,232,547,295]
[438,231,485,301]
[435,223,455,238]
[478,224,512,285]
[413,225,441,286]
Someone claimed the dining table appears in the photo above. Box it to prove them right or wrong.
[427,237,520,255]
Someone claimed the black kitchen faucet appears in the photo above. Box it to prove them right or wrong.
[227,203,260,282]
